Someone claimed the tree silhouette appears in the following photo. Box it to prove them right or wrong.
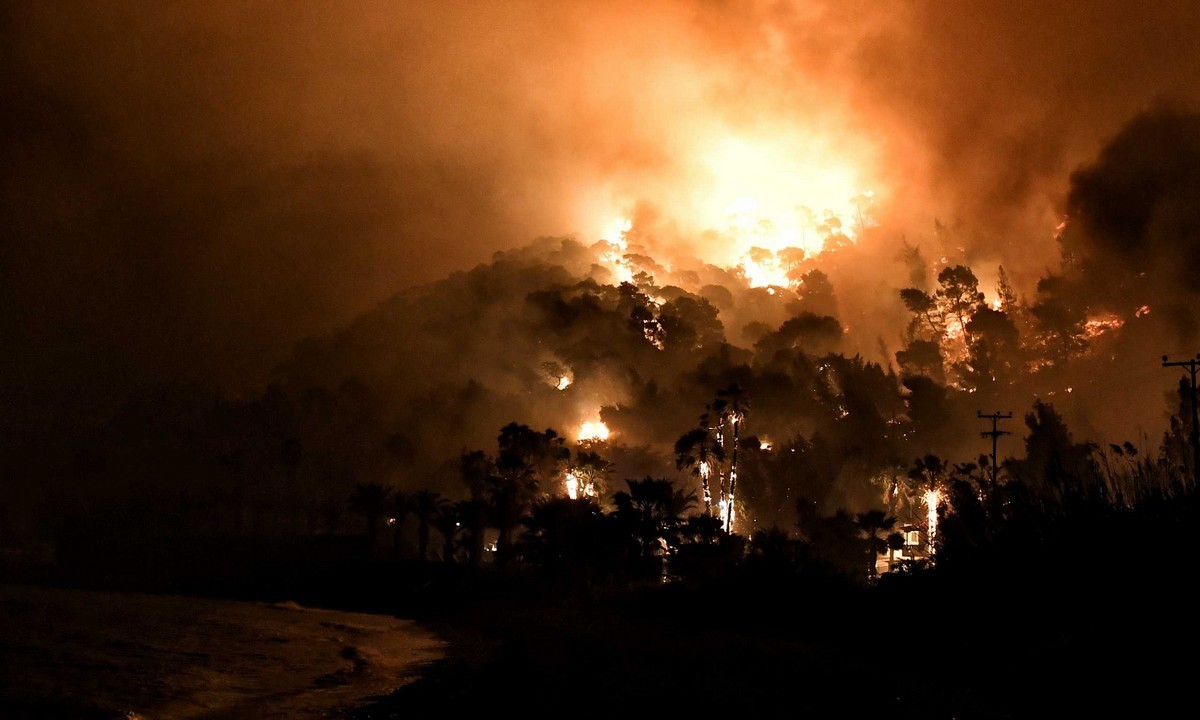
[348,483,392,551]
[520,496,619,578]
[674,424,724,515]
[412,489,446,561]
[473,424,567,568]
[389,490,413,558]
[935,265,985,339]
[613,477,696,564]
[432,502,461,563]
[855,509,897,580]
[568,447,612,499]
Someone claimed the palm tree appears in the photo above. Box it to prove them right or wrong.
[520,496,611,575]
[432,503,461,563]
[613,477,697,561]
[908,454,947,556]
[680,513,724,545]
[489,455,537,568]
[389,490,413,558]
[412,489,446,561]
[456,499,489,569]
[348,483,392,550]
[674,425,724,516]
[487,423,567,568]
[855,509,898,580]
[568,448,612,499]
[715,384,751,532]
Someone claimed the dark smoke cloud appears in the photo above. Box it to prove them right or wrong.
[4,0,1200,426]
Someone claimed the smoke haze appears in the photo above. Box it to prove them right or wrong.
[5,2,1200,411]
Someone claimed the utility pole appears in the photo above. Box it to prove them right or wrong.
[1161,354,1200,485]
[976,411,1012,484]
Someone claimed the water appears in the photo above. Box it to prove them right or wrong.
[0,584,443,719]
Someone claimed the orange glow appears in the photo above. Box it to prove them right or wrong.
[923,488,942,555]
[1083,313,1124,340]
[586,128,878,285]
[578,420,610,442]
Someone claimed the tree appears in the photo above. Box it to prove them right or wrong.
[568,448,612,500]
[674,426,724,515]
[855,509,898,580]
[348,483,392,551]
[900,288,945,338]
[935,265,985,338]
[432,503,460,563]
[389,490,413,558]
[456,499,489,569]
[486,423,569,568]
[520,496,618,578]
[413,489,446,561]
[613,478,696,563]
[714,383,751,532]
[908,455,947,556]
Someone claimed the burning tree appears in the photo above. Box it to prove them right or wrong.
[566,447,612,500]
[674,422,725,516]
[907,454,949,558]
[713,383,752,532]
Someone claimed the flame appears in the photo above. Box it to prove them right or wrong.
[588,129,876,287]
[556,375,572,391]
[759,440,772,451]
[923,488,942,555]
[1135,304,1151,318]
[602,217,632,247]
[578,420,610,442]
[698,460,711,479]
[1083,313,1124,340]
[717,498,735,532]
[566,468,598,500]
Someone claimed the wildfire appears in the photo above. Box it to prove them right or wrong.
[596,217,635,284]
[564,469,597,500]
[923,488,942,555]
[589,128,877,289]
[717,498,736,532]
[602,217,632,246]
[1136,304,1151,318]
[1083,313,1124,340]
[578,420,610,442]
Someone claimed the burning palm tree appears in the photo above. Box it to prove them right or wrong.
[714,383,751,532]
[674,422,725,516]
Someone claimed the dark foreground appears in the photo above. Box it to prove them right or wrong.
[4,527,1197,719]
[353,562,1196,718]
[0,584,441,719]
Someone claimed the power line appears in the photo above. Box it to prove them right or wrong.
[976,410,1013,484]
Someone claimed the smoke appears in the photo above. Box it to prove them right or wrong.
[3,1,1198,404]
